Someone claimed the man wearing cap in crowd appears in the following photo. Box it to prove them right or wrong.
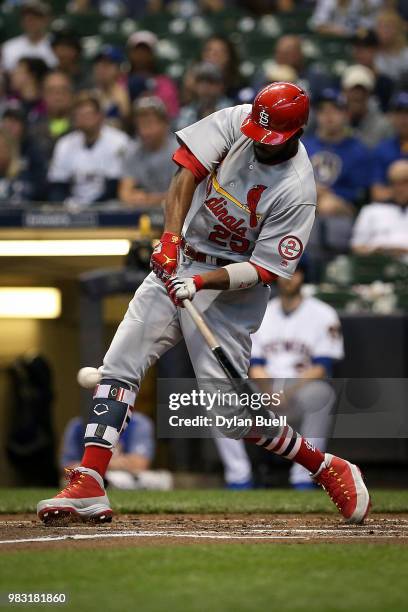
[92,45,130,126]
[127,30,179,119]
[119,96,177,207]
[1,1,57,72]
[176,62,233,131]
[341,64,393,149]
[372,91,408,203]
[303,89,372,216]
[350,30,395,112]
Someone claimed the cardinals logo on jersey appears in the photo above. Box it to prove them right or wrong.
[247,184,267,228]
[208,172,267,228]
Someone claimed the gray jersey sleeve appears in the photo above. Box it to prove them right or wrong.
[250,203,316,278]
[175,105,251,172]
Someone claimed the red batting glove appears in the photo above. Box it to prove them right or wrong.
[150,232,181,281]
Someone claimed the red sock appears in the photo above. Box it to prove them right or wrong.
[292,438,325,474]
[81,445,112,477]
[248,428,325,475]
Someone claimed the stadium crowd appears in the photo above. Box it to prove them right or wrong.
[0,0,407,258]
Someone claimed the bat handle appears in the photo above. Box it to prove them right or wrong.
[183,299,219,351]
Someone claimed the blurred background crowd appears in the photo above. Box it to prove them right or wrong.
[0,1,407,226]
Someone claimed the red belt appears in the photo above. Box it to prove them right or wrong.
[182,241,232,267]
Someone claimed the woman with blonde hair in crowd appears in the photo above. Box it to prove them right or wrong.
[375,9,408,82]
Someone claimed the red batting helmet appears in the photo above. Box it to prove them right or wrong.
[241,82,309,145]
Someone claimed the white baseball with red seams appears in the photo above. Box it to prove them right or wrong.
[77,367,102,389]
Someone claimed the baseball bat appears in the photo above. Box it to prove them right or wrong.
[183,299,277,437]
[183,299,249,383]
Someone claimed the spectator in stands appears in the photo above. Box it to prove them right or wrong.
[29,71,74,163]
[48,91,130,205]
[341,64,393,149]
[311,0,383,36]
[371,91,408,202]
[0,128,36,204]
[375,9,408,83]
[68,0,166,18]
[200,35,241,98]
[1,1,56,72]
[176,63,233,130]
[119,96,177,207]
[303,89,372,216]
[239,0,295,13]
[266,35,334,101]
[91,46,130,127]
[351,30,395,112]
[351,159,408,259]
[2,100,47,200]
[8,57,49,122]
[127,31,179,119]
[50,29,90,92]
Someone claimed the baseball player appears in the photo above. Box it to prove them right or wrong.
[37,82,370,524]
[250,259,344,488]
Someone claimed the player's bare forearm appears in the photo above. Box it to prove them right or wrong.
[164,167,197,235]
[199,268,230,290]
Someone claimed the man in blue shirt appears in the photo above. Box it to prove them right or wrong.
[61,412,155,486]
[371,91,408,203]
[303,89,372,216]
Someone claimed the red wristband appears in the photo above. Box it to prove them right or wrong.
[192,275,204,291]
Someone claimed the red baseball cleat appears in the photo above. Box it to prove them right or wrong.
[37,467,112,524]
[312,453,371,524]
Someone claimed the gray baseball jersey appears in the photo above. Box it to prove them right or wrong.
[98,105,318,474]
[176,104,317,278]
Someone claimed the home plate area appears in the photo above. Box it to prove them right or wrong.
[1,514,408,548]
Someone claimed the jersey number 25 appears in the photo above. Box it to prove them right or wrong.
[208,224,250,253]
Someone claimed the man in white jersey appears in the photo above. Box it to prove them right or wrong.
[1,1,56,72]
[38,82,370,525]
[48,91,130,205]
[251,259,344,488]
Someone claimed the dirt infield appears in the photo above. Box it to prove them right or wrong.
[0,513,407,550]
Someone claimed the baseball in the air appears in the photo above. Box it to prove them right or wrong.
[77,367,102,389]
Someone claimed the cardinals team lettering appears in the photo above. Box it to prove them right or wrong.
[204,181,268,254]
[205,198,248,236]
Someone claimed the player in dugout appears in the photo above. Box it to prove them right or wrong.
[37,82,370,525]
